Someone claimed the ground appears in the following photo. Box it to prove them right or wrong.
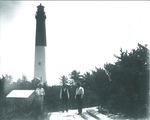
[3,106,146,120]
[43,107,112,120]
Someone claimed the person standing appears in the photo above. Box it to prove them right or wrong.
[60,84,70,112]
[34,83,45,119]
[75,82,84,115]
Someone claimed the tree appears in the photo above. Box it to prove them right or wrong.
[69,70,83,85]
[1,74,13,95]
[91,67,110,107]
[106,43,149,117]
[31,78,41,89]
[0,76,5,98]
[82,72,93,89]
[59,75,68,85]
[15,75,31,89]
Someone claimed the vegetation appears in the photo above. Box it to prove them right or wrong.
[0,43,149,119]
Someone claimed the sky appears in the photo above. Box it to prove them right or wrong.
[0,1,150,86]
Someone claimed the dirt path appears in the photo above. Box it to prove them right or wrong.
[44,107,112,120]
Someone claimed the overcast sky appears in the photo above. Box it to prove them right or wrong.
[0,1,150,85]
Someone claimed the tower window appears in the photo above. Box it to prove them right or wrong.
[38,62,41,65]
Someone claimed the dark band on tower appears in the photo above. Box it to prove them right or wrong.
[35,3,47,46]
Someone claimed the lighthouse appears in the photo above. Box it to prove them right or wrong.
[34,4,47,84]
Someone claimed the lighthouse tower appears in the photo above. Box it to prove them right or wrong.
[34,4,47,84]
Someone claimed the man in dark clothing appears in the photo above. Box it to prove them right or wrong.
[60,84,70,112]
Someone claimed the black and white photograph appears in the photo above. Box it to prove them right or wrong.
[0,1,150,120]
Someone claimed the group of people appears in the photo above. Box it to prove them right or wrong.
[60,82,84,115]
[34,82,84,117]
